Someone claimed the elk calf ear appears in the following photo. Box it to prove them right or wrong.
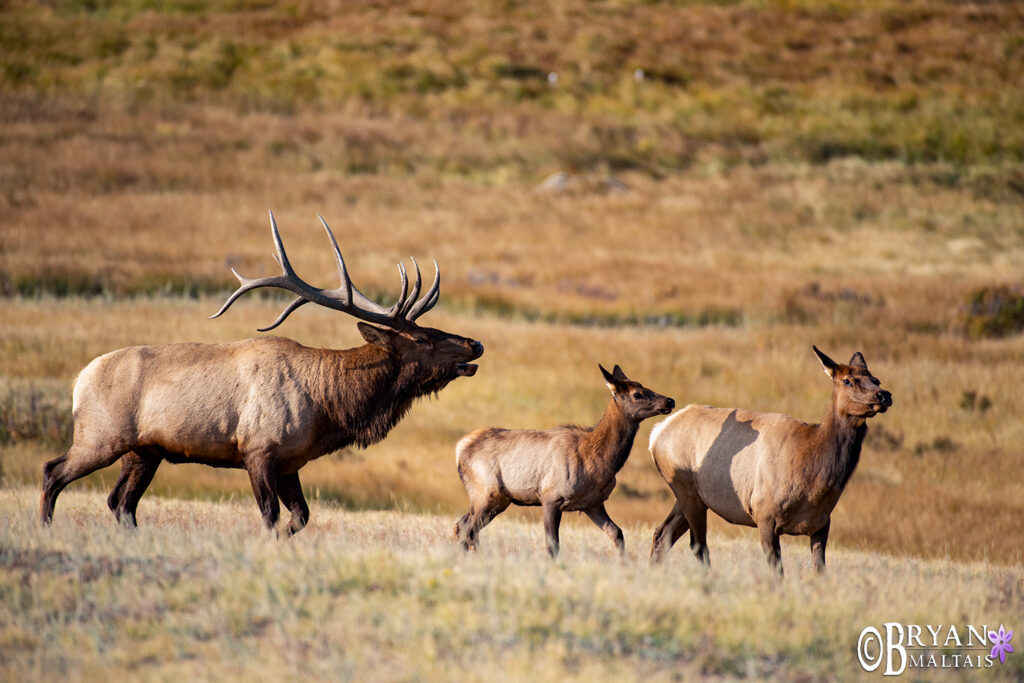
[849,352,868,370]
[812,345,838,378]
[611,365,628,382]
[358,323,395,348]
[599,364,620,392]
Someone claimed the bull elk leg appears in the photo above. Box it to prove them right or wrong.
[277,473,310,536]
[758,522,784,576]
[584,503,625,556]
[41,444,127,525]
[106,452,161,528]
[542,501,563,559]
[246,456,281,533]
[810,520,830,573]
[650,501,690,564]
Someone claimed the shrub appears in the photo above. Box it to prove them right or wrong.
[960,285,1024,339]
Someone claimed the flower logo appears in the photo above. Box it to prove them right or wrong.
[989,624,1015,664]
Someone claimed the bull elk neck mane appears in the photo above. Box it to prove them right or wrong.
[41,211,484,535]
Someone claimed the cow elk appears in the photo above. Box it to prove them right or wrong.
[454,365,675,558]
[648,347,892,575]
[41,212,484,533]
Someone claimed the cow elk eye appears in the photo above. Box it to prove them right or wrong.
[842,378,851,386]
[415,338,430,346]
[632,392,643,400]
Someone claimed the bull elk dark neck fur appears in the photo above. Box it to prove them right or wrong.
[311,343,425,450]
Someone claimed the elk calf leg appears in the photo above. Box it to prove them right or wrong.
[542,502,563,558]
[810,520,830,573]
[456,497,509,551]
[650,502,690,564]
[585,504,625,556]
[277,473,310,536]
[759,523,783,576]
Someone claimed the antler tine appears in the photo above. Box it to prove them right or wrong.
[268,210,297,277]
[209,268,262,319]
[399,257,423,318]
[211,212,442,330]
[257,297,310,332]
[392,261,409,317]
[406,259,440,321]
[318,215,352,306]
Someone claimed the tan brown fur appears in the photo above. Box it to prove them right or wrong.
[454,365,674,557]
[648,347,891,575]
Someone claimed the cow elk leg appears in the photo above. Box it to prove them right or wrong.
[650,501,690,564]
[810,520,830,573]
[759,522,784,576]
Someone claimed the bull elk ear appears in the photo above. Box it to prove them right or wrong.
[812,345,838,378]
[358,322,395,348]
[849,351,868,370]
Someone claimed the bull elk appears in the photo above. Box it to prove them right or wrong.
[41,212,484,533]
[454,365,674,557]
[648,347,892,575]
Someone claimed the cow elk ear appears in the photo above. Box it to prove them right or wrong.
[611,364,628,382]
[358,323,395,348]
[812,345,838,378]
[849,351,868,370]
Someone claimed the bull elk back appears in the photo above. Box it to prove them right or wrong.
[41,212,483,533]
[648,346,892,575]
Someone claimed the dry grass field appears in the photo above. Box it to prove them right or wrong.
[2,488,1023,681]
[2,0,1023,678]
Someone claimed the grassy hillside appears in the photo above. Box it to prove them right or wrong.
[2,488,1022,681]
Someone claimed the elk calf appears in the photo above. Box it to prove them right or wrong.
[648,347,891,575]
[454,365,674,557]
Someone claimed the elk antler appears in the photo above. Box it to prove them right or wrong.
[210,211,440,331]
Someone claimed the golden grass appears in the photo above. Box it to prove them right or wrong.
[1,487,1021,681]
